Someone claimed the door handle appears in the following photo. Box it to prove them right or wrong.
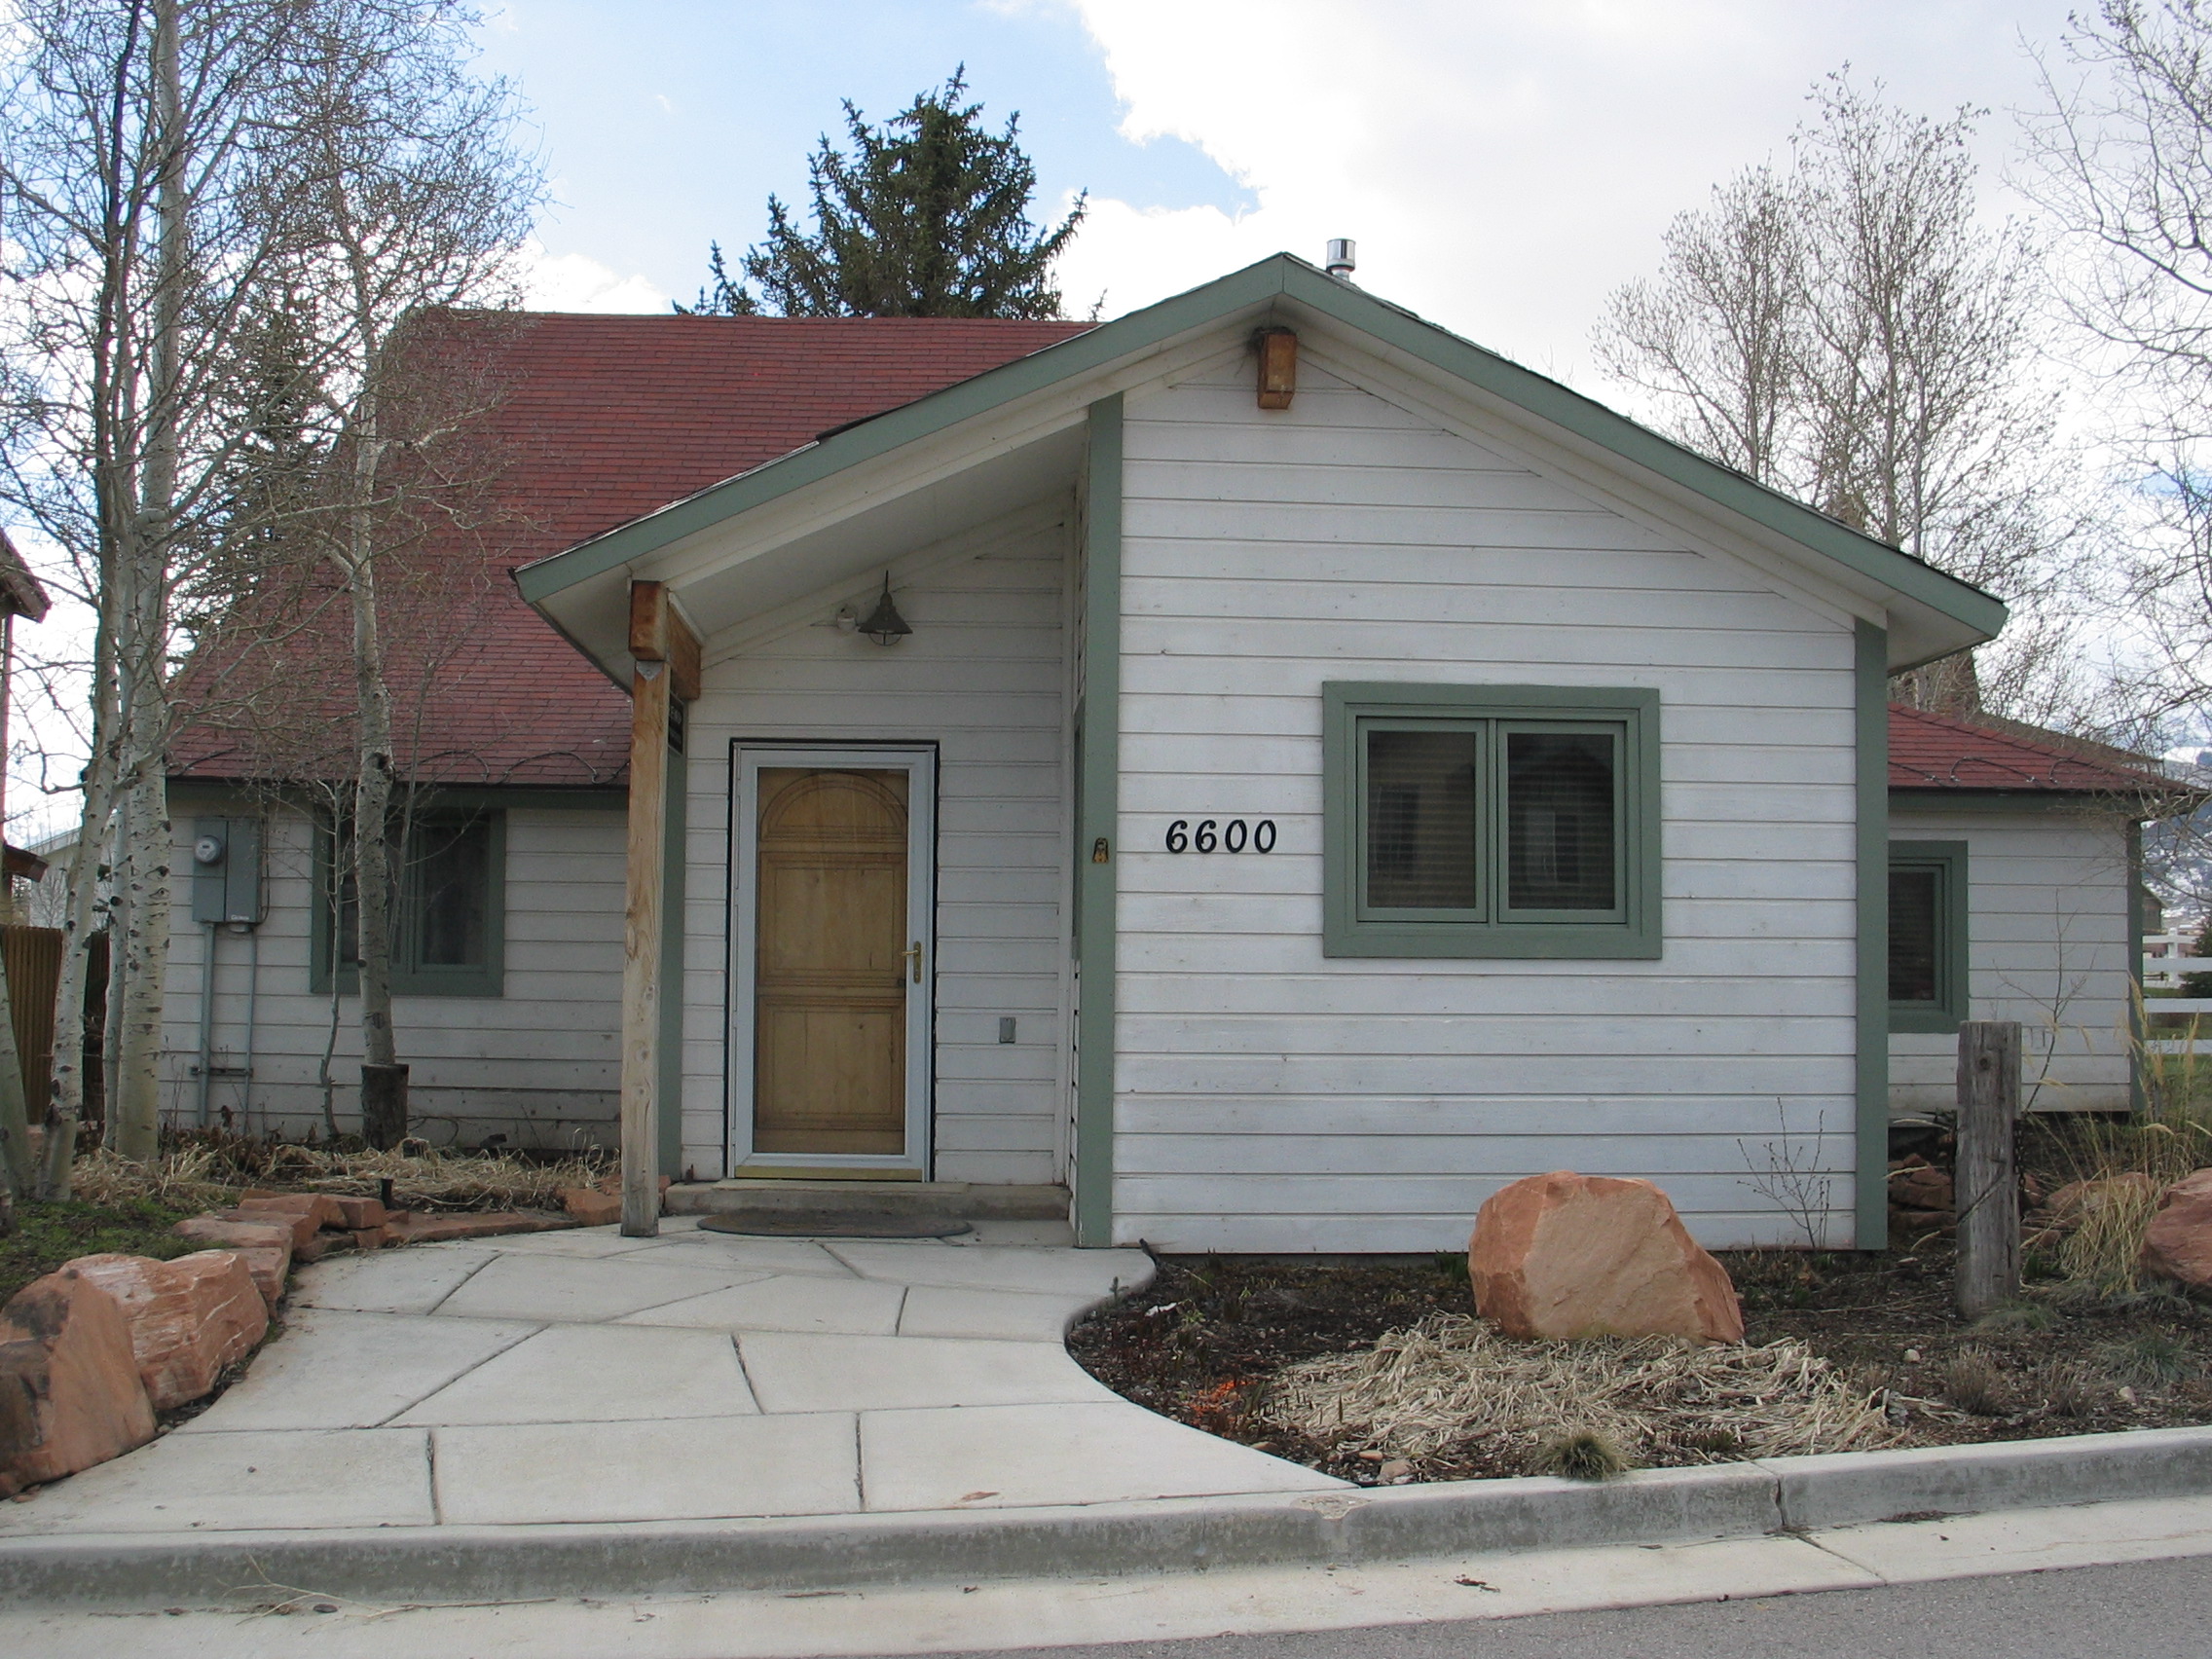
[904,941,923,984]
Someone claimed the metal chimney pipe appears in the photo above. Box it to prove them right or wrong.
[1324,239,1356,280]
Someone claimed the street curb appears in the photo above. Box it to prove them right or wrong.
[4,1425,2210,1608]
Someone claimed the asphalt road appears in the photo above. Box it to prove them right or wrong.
[922,1556,2212,1659]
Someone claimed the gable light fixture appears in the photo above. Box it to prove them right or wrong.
[857,573,912,646]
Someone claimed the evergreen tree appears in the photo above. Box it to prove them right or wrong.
[682,69,1084,319]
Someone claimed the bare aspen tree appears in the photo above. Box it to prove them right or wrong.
[1595,74,2085,721]
[270,0,538,1147]
[2027,2,2212,733]
[0,0,534,1181]
[0,0,336,1184]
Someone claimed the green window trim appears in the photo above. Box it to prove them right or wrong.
[311,812,507,999]
[1321,682,1662,959]
[1888,839,1968,1034]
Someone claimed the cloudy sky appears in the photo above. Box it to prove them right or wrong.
[485,0,2083,386]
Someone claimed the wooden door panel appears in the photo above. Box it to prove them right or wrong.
[753,996,905,1154]
[754,767,911,1159]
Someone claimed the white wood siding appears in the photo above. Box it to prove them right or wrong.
[681,521,1074,1183]
[1888,804,2135,1115]
[1113,356,1865,1253]
[159,807,624,1145]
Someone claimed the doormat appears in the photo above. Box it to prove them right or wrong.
[697,1213,974,1239]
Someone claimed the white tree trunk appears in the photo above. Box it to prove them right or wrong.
[109,765,169,1160]
[105,0,186,1162]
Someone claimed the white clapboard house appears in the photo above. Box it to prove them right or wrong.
[163,254,2177,1251]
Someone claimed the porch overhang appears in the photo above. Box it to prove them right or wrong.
[515,254,2009,682]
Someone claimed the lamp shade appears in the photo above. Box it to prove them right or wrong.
[859,574,911,645]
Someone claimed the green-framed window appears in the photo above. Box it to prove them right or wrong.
[312,813,506,998]
[1321,682,1662,958]
[1888,839,1968,1034]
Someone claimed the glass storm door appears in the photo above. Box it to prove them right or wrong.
[729,747,934,1173]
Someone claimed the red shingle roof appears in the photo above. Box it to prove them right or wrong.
[171,313,1090,786]
[1889,703,2173,796]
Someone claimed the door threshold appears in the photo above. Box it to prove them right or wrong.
[723,1165,924,1182]
[669,1180,1071,1222]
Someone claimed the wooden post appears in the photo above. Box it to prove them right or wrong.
[1955,1020,2021,1320]
[621,582,699,1237]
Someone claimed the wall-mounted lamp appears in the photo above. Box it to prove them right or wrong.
[855,573,912,646]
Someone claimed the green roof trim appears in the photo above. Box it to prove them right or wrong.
[512,254,2008,643]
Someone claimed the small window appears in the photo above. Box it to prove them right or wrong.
[313,813,505,997]
[1888,840,1968,1034]
[1324,683,1659,958]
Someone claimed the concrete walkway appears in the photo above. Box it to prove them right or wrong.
[0,1218,1341,1538]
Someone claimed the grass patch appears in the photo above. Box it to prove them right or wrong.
[1,1197,197,1305]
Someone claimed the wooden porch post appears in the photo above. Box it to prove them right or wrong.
[622,581,699,1236]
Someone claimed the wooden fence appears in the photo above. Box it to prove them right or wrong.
[0,925,103,1124]
[2143,952,2212,1055]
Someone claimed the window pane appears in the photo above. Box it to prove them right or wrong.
[1365,727,1479,907]
[414,820,490,968]
[1890,866,1939,1003]
[1506,731,1616,910]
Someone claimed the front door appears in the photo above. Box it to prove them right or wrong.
[730,746,935,1173]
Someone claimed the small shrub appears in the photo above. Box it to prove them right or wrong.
[1972,1301,2056,1335]
[1433,1252,1469,1282]
[1531,1429,1631,1481]
[1671,1424,1748,1459]
[2042,1363,2098,1420]
[2105,1332,2195,1386]
[1940,1347,2009,1417]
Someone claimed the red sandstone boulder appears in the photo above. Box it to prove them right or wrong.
[0,1269,156,1494]
[332,1197,387,1231]
[66,1252,267,1410]
[174,1214,296,1257]
[233,1245,290,1309]
[382,1210,580,1244]
[2141,1169,2212,1287]
[227,1197,341,1248]
[562,1188,621,1226]
[1469,1171,1745,1345]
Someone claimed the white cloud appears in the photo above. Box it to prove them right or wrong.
[517,240,670,313]
[1054,0,2072,381]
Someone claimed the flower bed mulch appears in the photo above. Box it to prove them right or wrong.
[1066,1243,2212,1486]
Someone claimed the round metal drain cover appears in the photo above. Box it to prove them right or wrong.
[697,1212,973,1239]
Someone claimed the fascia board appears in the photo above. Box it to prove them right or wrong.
[1271,263,2009,645]
[514,260,1295,607]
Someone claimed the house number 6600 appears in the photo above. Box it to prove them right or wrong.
[1164,818,1276,854]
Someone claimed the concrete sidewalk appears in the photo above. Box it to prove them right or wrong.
[0,1217,1340,1539]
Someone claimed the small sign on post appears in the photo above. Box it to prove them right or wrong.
[1955,1020,2022,1320]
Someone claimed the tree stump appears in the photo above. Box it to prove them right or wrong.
[360,1062,409,1151]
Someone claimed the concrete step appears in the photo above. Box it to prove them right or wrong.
[665,1180,1070,1222]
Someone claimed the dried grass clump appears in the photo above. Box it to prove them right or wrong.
[1939,1346,2008,1416]
[1259,1313,1901,1474]
[70,1140,610,1213]
[2056,1174,2169,1296]
[70,1144,240,1211]
[2040,1046,2212,1298]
